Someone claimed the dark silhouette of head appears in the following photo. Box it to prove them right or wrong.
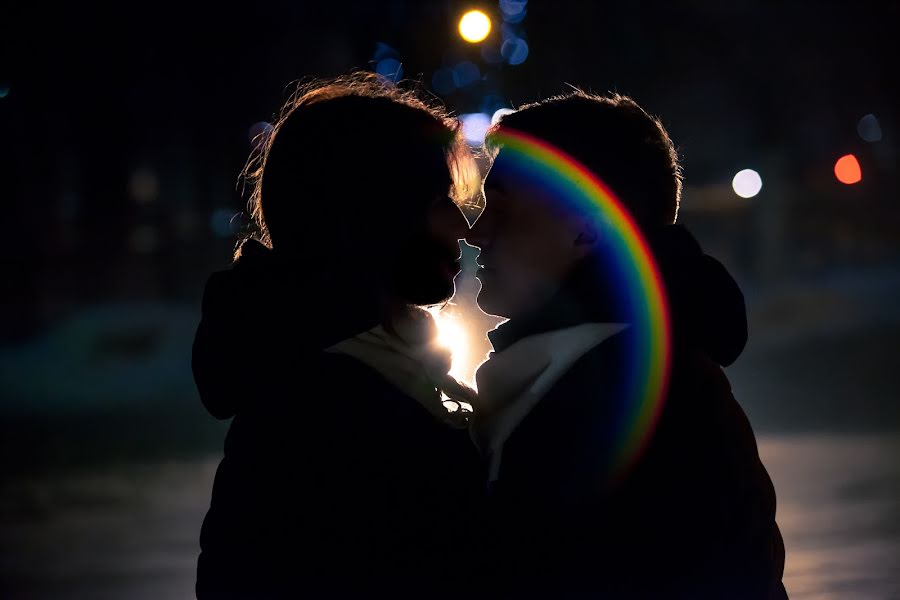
[240,73,475,308]
[467,91,682,319]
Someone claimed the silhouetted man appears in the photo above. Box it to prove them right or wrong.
[466,91,787,599]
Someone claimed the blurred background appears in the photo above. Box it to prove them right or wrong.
[1,1,898,598]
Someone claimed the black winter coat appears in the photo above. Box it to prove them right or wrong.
[193,242,483,599]
[476,226,787,599]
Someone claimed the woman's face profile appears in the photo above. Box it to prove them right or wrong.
[388,189,469,307]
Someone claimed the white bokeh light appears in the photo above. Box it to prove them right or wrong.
[732,169,763,198]
[460,113,493,145]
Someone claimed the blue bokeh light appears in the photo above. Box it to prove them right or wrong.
[501,37,529,65]
[210,209,241,238]
[500,0,527,19]
[857,114,883,143]
[375,58,404,83]
[452,61,481,88]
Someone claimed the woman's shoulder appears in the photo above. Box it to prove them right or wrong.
[307,351,432,418]
[314,351,475,435]
[306,351,401,403]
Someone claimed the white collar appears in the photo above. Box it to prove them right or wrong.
[471,322,629,483]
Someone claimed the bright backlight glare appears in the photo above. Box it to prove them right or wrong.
[429,309,470,384]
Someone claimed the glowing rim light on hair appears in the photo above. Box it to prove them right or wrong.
[488,128,672,483]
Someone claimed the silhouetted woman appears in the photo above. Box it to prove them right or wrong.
[192,74,482,599]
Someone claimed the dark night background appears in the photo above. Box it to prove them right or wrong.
[2,1,899,598]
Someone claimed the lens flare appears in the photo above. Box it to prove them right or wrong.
[488,129,672,484]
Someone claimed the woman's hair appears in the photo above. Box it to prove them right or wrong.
[236,72,478,262]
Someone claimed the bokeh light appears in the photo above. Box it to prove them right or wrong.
[834,154,862,185]
[459,10,492,43]
[210,209,240,237]
[499,0,527,23]
[732,168,763,198]
[857,114,882,143]
[375,58,404,83]
[501,37,529,65]
[460,113,493,145]
[0,84,9,99]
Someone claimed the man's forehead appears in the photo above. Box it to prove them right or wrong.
[484,151,518,190]
[483,149,586,220]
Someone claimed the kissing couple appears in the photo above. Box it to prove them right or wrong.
[193,72,787,600]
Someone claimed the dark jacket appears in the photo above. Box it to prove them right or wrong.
[192,242,483,599]
[479,225,787,599]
